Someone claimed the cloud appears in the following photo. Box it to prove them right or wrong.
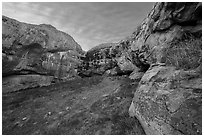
[2,2,154,51]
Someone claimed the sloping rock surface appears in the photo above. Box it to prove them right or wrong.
[129,65,201,135]
[128,2,202,135]
[129,2,202,66]
[2,15,84,92]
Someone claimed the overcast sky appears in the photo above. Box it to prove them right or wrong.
[2,2,154,51]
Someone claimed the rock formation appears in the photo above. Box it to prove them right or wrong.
[128,2,201,67]
[128,2,202,135]
[77,1,202,135]
[77,43,118,77]
[80,2,201,79]
[78,41,149,77]
[2,15,85,92]
[2,2,202,135]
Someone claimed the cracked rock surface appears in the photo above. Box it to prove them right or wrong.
[127,2,202,135]
[2,16,84,92]
[129,66,201,135]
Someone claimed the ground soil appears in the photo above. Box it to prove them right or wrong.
[2,75,145,135]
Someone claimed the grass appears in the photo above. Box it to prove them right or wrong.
[2,76,145,135]
[110,112,145,135]
[164,37,201,70]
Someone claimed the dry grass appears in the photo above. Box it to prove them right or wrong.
[164,38,201,70]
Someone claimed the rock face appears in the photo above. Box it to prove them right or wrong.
[78,43,118,77]
[128,2,201,66]
[128,2,202,135]
[2,15,84,92]
[78,42,149,77]
[129,65,202,135]
[129,69,144,80]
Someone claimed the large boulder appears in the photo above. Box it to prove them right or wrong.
[2,15,84,92]
[128,2,202,135]
[116,54,136,74]
[129,65,202,135]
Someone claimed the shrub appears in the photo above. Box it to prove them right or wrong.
[164,37,201,70]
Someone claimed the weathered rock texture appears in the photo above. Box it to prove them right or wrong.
[129,65,202,134]
[128,2,202,135]
[2,15,84,92]
[129,2,202,66]
[78,43,118,77]
[78,42,149,77]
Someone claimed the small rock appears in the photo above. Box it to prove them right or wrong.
[22,117,27,121]
[102,94,109,97]
[82,97,87,100]
[66,107,70,110]
[14,121,20,126]
[44,112,52,118]
[116,97,121,100]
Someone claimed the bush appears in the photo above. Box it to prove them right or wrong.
[164,37,201,70]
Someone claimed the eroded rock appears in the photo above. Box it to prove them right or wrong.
[78,42,145,77]
[2,15,84,92]
[128,2,202,135]
[129,66,202,135]
[129,2,202,66]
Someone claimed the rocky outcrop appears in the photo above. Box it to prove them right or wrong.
[77,43,118,77]
[78,2,202,134]
[129,65,201,135]
[128,2,202,135]
[128,2,201,67]
[115,53,136,73]
[2,15,84,92]
[78,42,149,77]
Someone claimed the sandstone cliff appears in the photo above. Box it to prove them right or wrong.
[78,41,149,77]
[2,15,85,92]
[127,2,202,135]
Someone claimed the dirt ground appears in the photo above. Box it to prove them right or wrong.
[2,75,145,135]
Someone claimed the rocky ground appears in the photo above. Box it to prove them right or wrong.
[2,76,145,135]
